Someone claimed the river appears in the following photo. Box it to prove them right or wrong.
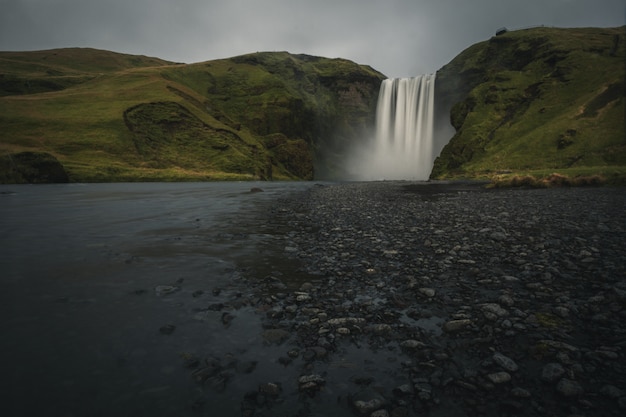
[0,181,317,417]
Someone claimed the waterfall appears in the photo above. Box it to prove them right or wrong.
[368,74,436,180]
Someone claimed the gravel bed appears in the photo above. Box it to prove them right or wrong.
[191,181,626,417]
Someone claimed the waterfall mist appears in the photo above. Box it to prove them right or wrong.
[346,74,452,181]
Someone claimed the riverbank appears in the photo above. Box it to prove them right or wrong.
[210,181,626,416]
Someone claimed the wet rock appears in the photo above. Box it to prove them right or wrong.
[487,371,511,384]
[393,384,413,397]
[556,378,584,397]
[261,328,291,345]
[600,384,624,399]
[180,352,200,368]
[369,323,392,334]
[351,388,387,415]
[480,303,508,320]
[400,339,426,350]
[155,285,179,296]
[336,327,351,335]
[298,374,325,393]
[443,319,472,333]
[510,387,531,398]
[493,352,519,372]
[192,363,221,383]
[221,312,235,326]
[418,287,436,298]
[328,317,366,326]
[258,382,281,397]
[541,362,566,382]
[159,324,176,335]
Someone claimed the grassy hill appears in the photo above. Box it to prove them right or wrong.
[2,27,624,184]
[0,48,383,182]
[432,26,626,184]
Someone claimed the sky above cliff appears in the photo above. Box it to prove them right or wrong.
[1,0,624,78]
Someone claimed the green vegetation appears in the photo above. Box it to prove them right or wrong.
[2,27,623,184]
[433,26,625,184]
[0,49,383,182]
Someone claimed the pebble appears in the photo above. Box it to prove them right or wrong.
[487,371,511,384]
[556,378,584,397]
[181,182,626,416]
[493,352,519,372]
[442,319,472,333]
[155,285,179,296]
[541,363,566,382]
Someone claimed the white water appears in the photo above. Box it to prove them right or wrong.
[348,74,438,181]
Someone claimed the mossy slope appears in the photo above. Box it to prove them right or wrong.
[433,26,625,182]
[0,49,383,182]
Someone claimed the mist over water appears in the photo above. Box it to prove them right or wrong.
[347,75,453,181]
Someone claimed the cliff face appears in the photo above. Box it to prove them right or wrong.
[432,26,625,180]
[0,49,384,182]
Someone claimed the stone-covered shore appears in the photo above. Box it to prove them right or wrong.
[189,181,626,417]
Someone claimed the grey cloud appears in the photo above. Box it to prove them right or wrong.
[1,0,624,77]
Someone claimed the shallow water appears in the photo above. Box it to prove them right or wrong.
[0,182,315,416]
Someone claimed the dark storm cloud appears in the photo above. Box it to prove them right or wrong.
[1,0,624,77]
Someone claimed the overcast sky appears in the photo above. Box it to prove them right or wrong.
[1,0,624,77]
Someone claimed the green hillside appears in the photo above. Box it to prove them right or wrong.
[433,26,625,183]
[2,27,624,184]
[0,49,383,182]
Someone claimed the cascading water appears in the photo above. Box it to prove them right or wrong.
[350,74,437,181]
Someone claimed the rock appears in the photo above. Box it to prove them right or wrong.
[418,287,436,297]
[296,293,311,302]
[351,388,387,415]
[493,352,519,372]
[369,323,392,334]
[328,317,366,326]
[371,410,390,417]
[443,319,472,333]
[538,339,579,352]
[490,231,507,241]
[541,363,566,382]
[510,387,531,398]
[600,384,624,398]
[481,303,508,320]
[155,285,179,296]
[393,384,413,396]
[298,374,325,392]
[159,324,176,335]
[498,294,515,306]
[258,382,281,396]
[400,339,426,349]
[221,312,235,326]
[556,378,584,397]
[250,187,264,193]
[261,329,291,345]
[487,371,511,384]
